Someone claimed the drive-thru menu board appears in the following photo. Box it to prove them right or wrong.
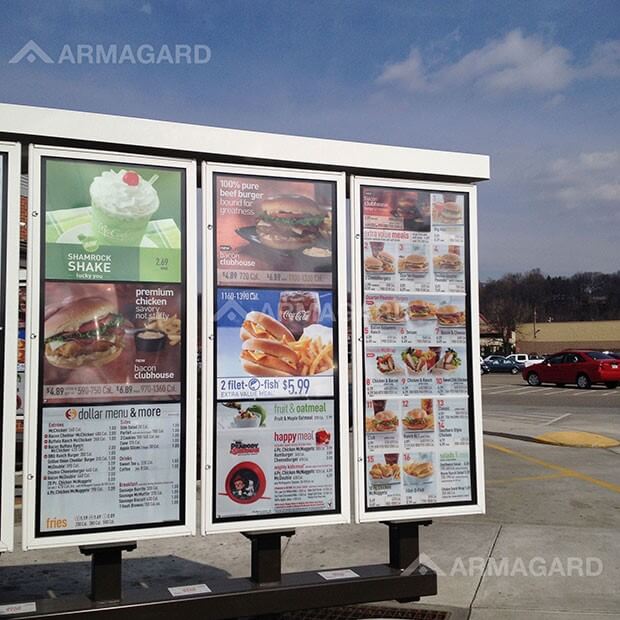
[0,143,20,552]
[352,177,484,522]
[203,163,349,533]
[23,146,196,548]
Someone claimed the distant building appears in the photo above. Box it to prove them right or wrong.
[479,314,510,356]
[516,320,620,355]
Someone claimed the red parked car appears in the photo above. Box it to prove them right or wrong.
[523,350,620,389]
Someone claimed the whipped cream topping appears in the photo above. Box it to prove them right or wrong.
[90,169,160,217]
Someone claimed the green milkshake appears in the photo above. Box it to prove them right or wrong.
[89,169,159,246]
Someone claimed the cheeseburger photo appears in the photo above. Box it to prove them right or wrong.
[433,252,463,272]
[364,255,384,272]
[434,201,463,225]
[408,299,436,320]
[44,297,125,368]
[256,194,327,250]
[398,253,428,273]
[435,304,466,326]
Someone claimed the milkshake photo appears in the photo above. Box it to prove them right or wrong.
[90,169,160,246]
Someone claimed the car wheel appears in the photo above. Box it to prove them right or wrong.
[605,382,618,389]
[527,372,541,386]
[510,367,519,375]
[576,374,591,389]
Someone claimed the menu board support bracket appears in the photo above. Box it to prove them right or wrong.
[242,529,296,584]
[79,542,137,603]
[383,520,432,573]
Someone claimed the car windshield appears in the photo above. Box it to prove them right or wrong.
[586,351,618,360]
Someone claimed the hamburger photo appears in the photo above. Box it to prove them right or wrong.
[240,338,299,377]
[398,254,428,273]
[435,304,466,327]
[408,299,436,320]
[255,195,327,251]
[402,408,434,431]
[240,311,294,343]
[373,300,406,324]
[435,201,463,225]
[392,193,417,218]
[364,255,384,272]
[433,252,463,272]
[44,297,125,369]
[366,410,399,433]
[377,250,395,272]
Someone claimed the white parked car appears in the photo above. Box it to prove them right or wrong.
[505,353,545,368]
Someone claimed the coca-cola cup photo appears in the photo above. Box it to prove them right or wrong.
[278,291,321,340]
[370,241,384,257]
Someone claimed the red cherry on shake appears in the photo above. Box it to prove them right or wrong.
[122,171,140,186]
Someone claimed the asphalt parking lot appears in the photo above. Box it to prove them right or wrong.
[481,373,619,441]
[482,372,620,408]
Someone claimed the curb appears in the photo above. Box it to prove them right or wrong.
[535,431,620,448]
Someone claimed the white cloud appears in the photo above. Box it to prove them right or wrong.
[379,29,620,96]
[140,3,153,15]
[544,151,620,208]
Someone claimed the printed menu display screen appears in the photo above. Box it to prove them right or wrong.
[35,153,188,537]
[0,153,7,547]
[358,184,476,512]
[211,168,342,523]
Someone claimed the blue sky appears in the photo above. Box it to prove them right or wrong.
[1,1,619,279]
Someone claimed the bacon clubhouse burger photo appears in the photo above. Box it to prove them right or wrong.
[44,296,126,369]
[256,195,330,251]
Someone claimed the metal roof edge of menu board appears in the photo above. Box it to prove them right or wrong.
[0,141,21,552]
[350,175,485,523]
[0,103,489,182]
[202,161,351,534]
[22,144,197,550]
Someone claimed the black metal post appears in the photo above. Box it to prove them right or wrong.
[242,530,295,585]
[383,520,433,602]
[79,542,137,603]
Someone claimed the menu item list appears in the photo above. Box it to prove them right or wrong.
[41,404,181,530]
[360,185,473,511]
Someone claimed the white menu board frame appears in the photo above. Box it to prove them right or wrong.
[0,142,21,552]
[351,175,485,523]
[202,162,350,534]
[23,145,197,549]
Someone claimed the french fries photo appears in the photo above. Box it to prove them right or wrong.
[289,335,334,376]
[145,313,182,346]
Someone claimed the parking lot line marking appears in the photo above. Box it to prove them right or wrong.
[544,413,572,425]
[487,473,568,484]
[485,387,530,395]
[486,442,620,494]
